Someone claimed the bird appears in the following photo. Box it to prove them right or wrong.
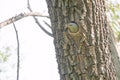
[66,21,79,33]
[65,21,86,53]
[65,21,81,40]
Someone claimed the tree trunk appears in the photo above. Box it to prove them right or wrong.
[46,0,117,80]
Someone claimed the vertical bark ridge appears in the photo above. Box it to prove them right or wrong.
[90,0,116,80]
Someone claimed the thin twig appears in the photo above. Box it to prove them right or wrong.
[43,20,51,28]
[27,0,32,12]
[34,17,53,37]
[27,0,53,37]
[12,22,20,80]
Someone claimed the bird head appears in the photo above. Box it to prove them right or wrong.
[66,21,79,33]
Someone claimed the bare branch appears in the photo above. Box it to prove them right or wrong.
[27,0,53,37]
[34,17,53,37]
[27,0,32,12]
[43,20,51,28]
[0,12,49,28]
[12,22,20,80]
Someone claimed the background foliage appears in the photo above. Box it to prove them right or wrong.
[107,0,120,41]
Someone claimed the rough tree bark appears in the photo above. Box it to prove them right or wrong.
[46,0,119,80]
